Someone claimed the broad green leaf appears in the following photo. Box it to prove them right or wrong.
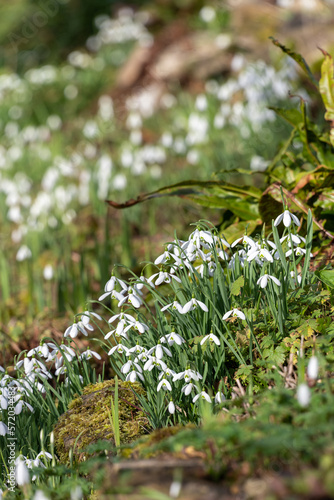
[270,107,304,129]
[270,37,318,88]
[190,195,259,220]
[221,220,259,245]
[315,269,334,289]
[230,276,244,296]
[319,49,334,147]
[319,49,334,121]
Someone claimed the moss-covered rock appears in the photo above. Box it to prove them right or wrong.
[53,379,149,464]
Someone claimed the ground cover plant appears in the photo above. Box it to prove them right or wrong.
[0,1,334,499]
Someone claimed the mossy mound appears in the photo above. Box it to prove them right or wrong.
[53,379,149,464]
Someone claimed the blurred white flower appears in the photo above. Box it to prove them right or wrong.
[16,245,32,261]
[307,356,319,380]
[297,383,311,407]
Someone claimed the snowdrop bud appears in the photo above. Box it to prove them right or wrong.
[168,401,175,414]
[307,356,319,381]
[297,383,311,407]
[16,459,30,486]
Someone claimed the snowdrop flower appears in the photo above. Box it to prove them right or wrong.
[147,271,181,286]
[158,367,176,379]
[64,314,95,338]
[181,382,196,396]
[108,342,129,356]
[247,245,273,263]
[274,209,300,228]
[160,332,185,346]
[80,349,101,361]
[126,370,144,382]
[182,298,208,314]
[161,301,183,313]
[173,369,202,382]
[27,343,50,359]
[99,288,125,303]
[297,383,311,407]
[0,422,8,435]
[157,378,172,391]
[168,400,175,414]
[118,285,143,309]
[307,356,319,380]
[16,245,32,261]
[222,308,246,321]
[231,235,256,248]
[200,333,220,346]
[127,345,146,356]
[121,359,142,375]
[143,356,167,372]
[257,274,281,288]
[154,249,175,265]
[281,234,306,246]
[16,457,30,485]
[214,391,226,404]
[147,343,172,360]
[286,246,312,258]
[193,391,211,403]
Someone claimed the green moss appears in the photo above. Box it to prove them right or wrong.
[53,379,149,464]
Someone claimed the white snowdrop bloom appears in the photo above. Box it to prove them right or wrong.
[99,288,125,303]
[147,344,172,360]
[104,276,128,294]
[222,308,246,321]
[157,378,172,392]
[121,359,142,375]
[118,285,143,309]
[43,264,53,280]
[168,400,175,414]
[182,298,208,314]
[154,250,174,265]
[148,271,181,286]
[160,332,185,346]
[257,274,281,289]
[193,391,211,403]
[27,344,50,359]
[158,367,176,379]
[281,234,306,246]
[80,349,101,361]
[286,246,311,258]
[199,6,216,22]
[16,458,30,486]
[173,369,202,383]
[0,422,8,435]
[161,301,184,313]
[58,344,76,361]
[274,209,300,228]
[108,344,129,356]
[126,370,144,382]
[231,235,256,249]
[247,245,273,263]
[307,356,319,380]
[126,111,142,129]
[214,391,226,404]
[143,356,167,372]
[16,245,32,261]
[127,345,146,356]
[64,315,94,339]
[297,383,311,407]
[181,382,195,396]
[200,333,220,346]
